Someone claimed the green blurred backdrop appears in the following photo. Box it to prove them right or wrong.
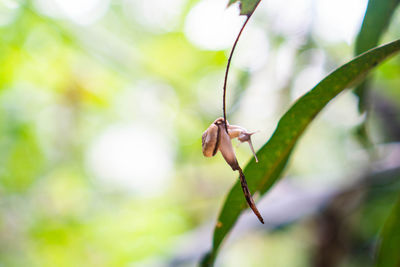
[1,0,400,266]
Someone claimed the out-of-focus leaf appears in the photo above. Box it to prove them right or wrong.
[354,0,400,111]
[0,124,44,192]
[375,193,400,267]
[355,0,400,55]
[228,0,260,16]
[201,39,400,266]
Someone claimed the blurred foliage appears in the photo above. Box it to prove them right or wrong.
[353,0,400,140]
[355,0,400,55]
[375,193,400,267]
[0,0,400,267]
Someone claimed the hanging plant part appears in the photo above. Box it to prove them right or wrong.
[201,0,264,224]
[202,118,264,223]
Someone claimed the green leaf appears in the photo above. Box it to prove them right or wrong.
[354,0,400,111]
[355,0,399,55]
[375,193,400,267]
[201,39,400,267]
[228,0,260,16]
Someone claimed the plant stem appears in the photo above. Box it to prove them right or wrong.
[222,0,262,132]
[238,167,264,223]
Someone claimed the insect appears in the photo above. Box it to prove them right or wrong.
[202,117,264,223]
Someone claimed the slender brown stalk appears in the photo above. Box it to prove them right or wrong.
[222,0,262,132]
[238,167,264,223]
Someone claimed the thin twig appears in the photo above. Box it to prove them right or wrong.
[223,0,262,132]
[238,167,264,223]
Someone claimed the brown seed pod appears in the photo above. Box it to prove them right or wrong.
[202,119,221,157]
[202,118,239,170]
[201,118,264,223]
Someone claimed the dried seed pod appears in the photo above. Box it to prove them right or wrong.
[217,121,240,171]
[201,118,264,223]
[202,121,220,157]
[202,118,239,170]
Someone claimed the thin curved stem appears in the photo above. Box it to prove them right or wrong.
[222,0,262,132]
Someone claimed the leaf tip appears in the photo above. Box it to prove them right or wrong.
[226,0,260,16]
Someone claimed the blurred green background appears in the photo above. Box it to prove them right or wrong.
[1,0,400,266]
